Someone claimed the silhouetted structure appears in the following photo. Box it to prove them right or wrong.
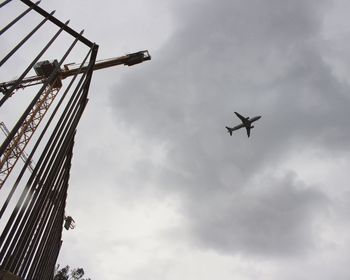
[0,1,150,279]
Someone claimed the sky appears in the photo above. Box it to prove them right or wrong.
[1,0,350,279]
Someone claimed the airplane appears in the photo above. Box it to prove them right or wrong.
[225,112,261,138]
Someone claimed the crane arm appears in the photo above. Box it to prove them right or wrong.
[0,75,43,93]
[61,50,151,78]
[0,50,151,93]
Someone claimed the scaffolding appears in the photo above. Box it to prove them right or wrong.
[0,1,150,279]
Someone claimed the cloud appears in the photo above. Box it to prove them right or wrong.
[185,172,328,257]
[109,0,345,259]
[111,0,349,151]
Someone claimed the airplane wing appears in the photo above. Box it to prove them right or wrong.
[245,126,251,137]
[234,112,247,122]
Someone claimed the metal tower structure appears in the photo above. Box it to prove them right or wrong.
[0,1,151,279]
[0,50,150,189]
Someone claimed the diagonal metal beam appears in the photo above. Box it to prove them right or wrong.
[20,0,95,47]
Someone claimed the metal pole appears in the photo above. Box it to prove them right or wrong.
[26,154,70,279]
[0,20,72,155]
[0,30,85,262]
[20,0,94,47]
[0,46,93,219]
[0,66,91,269]
[0,20,70,107]
[17,155,69,276]
[0,10,55,67]
[0,0,13,9]
[0,1,41,35]
[2,118,77,271]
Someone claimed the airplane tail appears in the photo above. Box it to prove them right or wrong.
[225,126,233,136]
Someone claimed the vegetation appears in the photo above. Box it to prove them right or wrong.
[54,265,91,280]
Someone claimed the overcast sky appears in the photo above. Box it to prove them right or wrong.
[2,0,350,279]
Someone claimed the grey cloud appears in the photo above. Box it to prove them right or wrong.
[111,0,348,149]
[110,0,342,257]
[185,172,328,256]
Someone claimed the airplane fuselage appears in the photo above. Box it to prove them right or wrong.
[233,116,260,129]
[247,116,261,123]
